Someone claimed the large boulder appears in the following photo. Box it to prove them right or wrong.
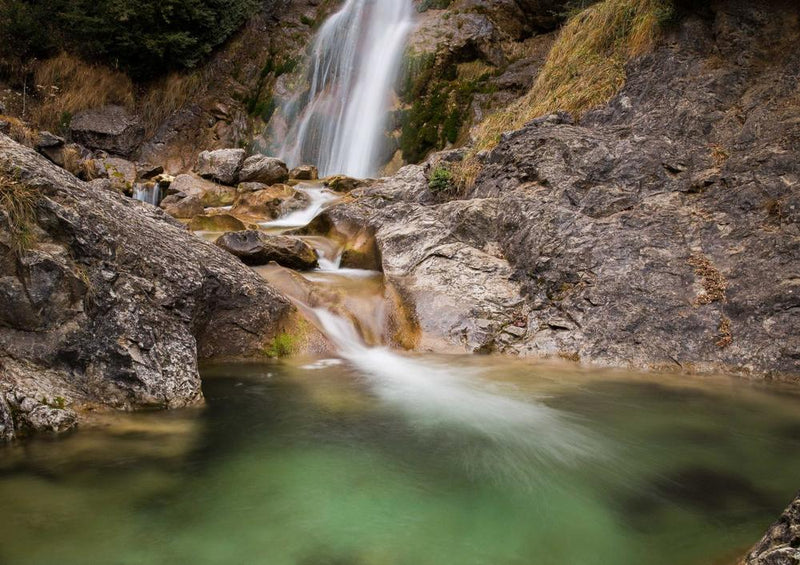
[215,231,318,270]
[231,184,309,220]
[238,155,289,185]
[170,173,237,207]
[0,133,293,441]
[69,105,144,158]
[195,148,246,185]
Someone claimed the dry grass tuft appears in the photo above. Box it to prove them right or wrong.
[1,116,38,147]
[140,71,208,136]
[32,53,135,132]
[0,169,39,256]
[471,0,672,153]
[687,253,727,305]
[715,316,732,348]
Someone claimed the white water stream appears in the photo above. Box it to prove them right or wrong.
[278,0,415,177]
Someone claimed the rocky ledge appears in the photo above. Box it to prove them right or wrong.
[0,134,295,441]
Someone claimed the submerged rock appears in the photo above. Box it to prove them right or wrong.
[195,148,246,185]
[238,155,290,185]
[215,231,318,270]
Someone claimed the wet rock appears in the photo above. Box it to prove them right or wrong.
[215,231,318,270]
[237,181,268,194]
[171,173,237,207]
[324,175,362,193]
[238,155,290,185]
[290,165,319,181]
[69,105,144,158]
[0,133,293,440]
[743,494,800,565]
[195,148,246,185]
[160,193,205,219]
[231,184,309,220]
[188,214,249,232]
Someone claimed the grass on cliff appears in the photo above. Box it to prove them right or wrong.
[0,170,38,256]
[29,53,209,136]
[471,0,674,153]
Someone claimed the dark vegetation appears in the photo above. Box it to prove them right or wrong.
[0,0,261,80]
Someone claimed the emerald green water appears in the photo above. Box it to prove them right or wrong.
[1,357,798,565]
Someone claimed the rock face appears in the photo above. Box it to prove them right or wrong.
[0,134,293,441]
[322,4,800,378]
[215,231,318,270]
[743,494,800,565]
[195,148,246,185]
[238,155,289,185]
[69,105,145,158]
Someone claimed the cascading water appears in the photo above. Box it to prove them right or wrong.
[277,0,415,178]
[132,182,161,206]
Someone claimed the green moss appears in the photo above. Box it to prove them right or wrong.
[264,332,296,358]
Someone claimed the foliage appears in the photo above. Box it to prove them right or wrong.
[0,169,38,257]
[417,0,453,12]
[399,56,494,163]
[0,0,258,80]
[428,166,453,193]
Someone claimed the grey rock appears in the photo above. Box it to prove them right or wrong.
[136,163,164,180]
[215,231,318,270]
[743,493,800,565]
[238,155,289,185]
[36,131,65,149]
[0,133,293,440]
[195,148,246,185]
[70,105,145,158]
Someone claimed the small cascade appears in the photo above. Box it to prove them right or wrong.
[132,182,162,206]
[277,0,415,178]
[260,185,340,229]
[252,178,592,470]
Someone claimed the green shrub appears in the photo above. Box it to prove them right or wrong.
[428,167,453,193]
[0,0,259,80]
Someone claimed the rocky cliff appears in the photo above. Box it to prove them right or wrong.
[311,1,799,380]
[0,134,294,441]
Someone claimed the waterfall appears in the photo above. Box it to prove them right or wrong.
[278,0,414,178]
[132,183,161,206]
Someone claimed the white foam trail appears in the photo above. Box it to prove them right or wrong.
[312,308,594,469]
[278,0,415,177]
[259,186,338,229]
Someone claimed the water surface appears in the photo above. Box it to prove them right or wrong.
[1,357,798,565]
